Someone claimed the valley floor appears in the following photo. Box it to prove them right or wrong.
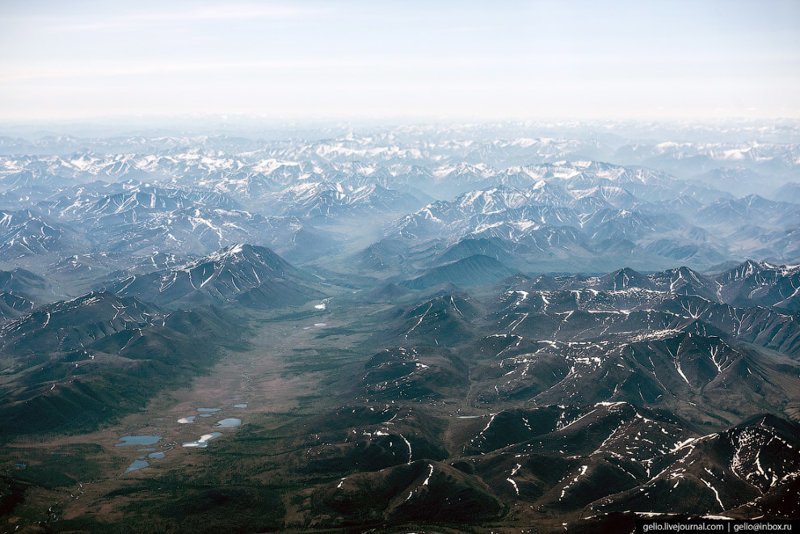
[3,285,798,532]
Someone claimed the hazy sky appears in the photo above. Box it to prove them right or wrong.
[1,0,798,121]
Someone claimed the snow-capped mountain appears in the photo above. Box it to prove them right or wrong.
[1,123,799,530]
[110,243,323,309]
[267,181,425,221]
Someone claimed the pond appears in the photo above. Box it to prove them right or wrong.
[182,432,223,448]
[125,459,149,472]
[215,418,241,428]
[116,435,161,447]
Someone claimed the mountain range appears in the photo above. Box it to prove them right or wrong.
[0,123,798,531]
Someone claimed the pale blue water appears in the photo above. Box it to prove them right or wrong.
[182,432,223,448]
[215,418,242,428]
[126,459,149,472]
[116,435,160,446]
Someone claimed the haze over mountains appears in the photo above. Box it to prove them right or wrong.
[0,121,799,531]
[2,123,799,276]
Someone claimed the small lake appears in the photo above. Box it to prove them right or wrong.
[126,459,149,472]
[215,418,241,428]
[116,435,161,447]
[148,452,165,460]
[177,416,196,424]
[182,432,223,448]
